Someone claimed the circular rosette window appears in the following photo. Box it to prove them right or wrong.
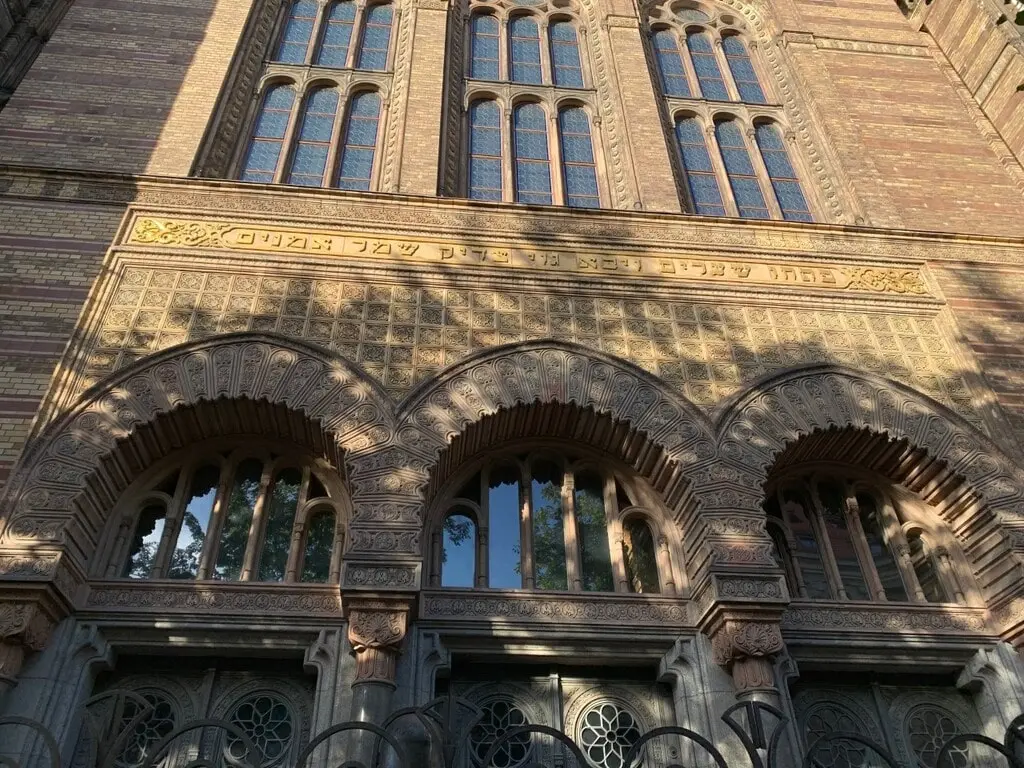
[904,705,968,768]
[224,693,295,767]
[469,698,533,768]
[113,692,177,768]
[578,702,644,768]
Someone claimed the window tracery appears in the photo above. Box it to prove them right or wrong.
[461,0,606,207]
[236,0,395,188]
[429,450,677,594]
[765,470,970,605]
[646,1,814,220]
[104,441,346,584]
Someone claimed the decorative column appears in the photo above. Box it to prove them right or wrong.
[0,602,53,694]
[707,616,785,705]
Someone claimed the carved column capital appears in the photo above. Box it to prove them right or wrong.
[0,600,56,690]
[705,615,785,697]
[345,598,411,686]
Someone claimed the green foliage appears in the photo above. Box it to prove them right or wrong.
[532,480,568,590]
[167,511,206,578]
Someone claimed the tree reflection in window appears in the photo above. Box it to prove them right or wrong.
[575,471,613,591]
[123,504,166,578]
[442,510,477,587]
[258,468,302,582]
[489,464,522,588]
[622,517,660,593]
[168,464,219,579]
[532,460,568,590]
[215,459,263,580]
[301,508,335,582]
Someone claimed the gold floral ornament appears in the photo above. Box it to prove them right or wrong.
[842,267,927,295]
[130,218,231,248]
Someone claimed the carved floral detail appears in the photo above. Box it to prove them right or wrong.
[422,594,688,625]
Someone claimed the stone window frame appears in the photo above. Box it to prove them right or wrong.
[645,0,821,220]
[427,443,681,594]
[765,463,976,606]
[458,0,611,207]
[228,0,399,188]
[97,438,349,584]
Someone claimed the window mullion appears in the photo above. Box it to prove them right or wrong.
[239,463,275,581]
[677,29,700,98]
[562,466,582,591]
[549,110,565,206]
[539,17,553,85]
[499,17,510,81]
[478,467,491,588]
[519,462,535,589]
[781,524,810,599]
[746,124,783,219]
[348,2,367,68]
[197,462,236,579]
[369,94,390,191]
[712,34,739,102]
[808,483,848,600]
[329,504,345,583]
[284,465,312,582]
[150,467,192,578]
[323,89,348,186]
[707,123,740,217]
[502,105,515,203]
[844,490,886,601]
[273,92,306,184]
[605,475,628,593]
[307,0,330,65]
[883,500,925,602]
[932,546,965,603]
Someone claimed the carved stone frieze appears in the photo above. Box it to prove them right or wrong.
[781,604,989,634]
[343,563,421,589]
[421,591,689,626]
[84,582,342,616]
[346,529,421,555]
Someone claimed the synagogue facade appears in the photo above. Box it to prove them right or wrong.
[1,0,1024,762]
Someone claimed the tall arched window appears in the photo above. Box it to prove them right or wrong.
[460,1,603,207]
[429,451,678,594]
[765,472,970,605]
[109,443,346,584]
[646,1,815,219]
[275,0,318,63]
[356,3,394,70]
[286,87,341,186]
[240,85,296,183]
[315,0,357,67]
[335,90,381,189]
[468,99,503,200]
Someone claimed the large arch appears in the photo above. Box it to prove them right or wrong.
[0,333,401,569]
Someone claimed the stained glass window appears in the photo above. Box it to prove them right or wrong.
[550,21,584,88]
[356,3,393,70]
[675,7,710,22]
[240,85,295,183]
[754,122,813,222]
[558,107,599,208]
[675,116,726,216]
[513,103,553,204]
[722,34,765,104]
[315,0,356,67]
[274,0,317,63]
[286,88,339,187]
[714,119,769,218]
[687,30,729,101]
[510,16,543,84]
[468,100,503,200]
[469,14,500,80]
[653,30,691,98]
[335,91,381,190]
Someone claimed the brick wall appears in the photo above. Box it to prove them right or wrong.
[0,197,122,491]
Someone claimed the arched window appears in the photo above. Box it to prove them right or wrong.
[721,34,765,103]
[468,99,503,200]
[653,29,691,97]
[674,116,725,216]
[469,14,500,80]
[240,85,296,183]
[549,21,584,88]
[315,0,357,67]
[714,119,770,219]
[686,30,728,101]
[754,121,812,222]
[274,0,318,63]
[286,87,340,186]
[335,91,381,190]
[356,3,393,70]
[429,452,677,594]
[513,103,553,204]
[558,107,599,208]
[110,443,346,583]
[509,16,543,84]
[765,472,968,605]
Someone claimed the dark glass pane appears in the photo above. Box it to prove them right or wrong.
[489,464,522,588]
[124,504,166,578]
[513,104,552,204]
[301,508,335,582]
[510,16,543,84]
[653,30,691,97]
[714,120,770,218]
[470,14,500,80]
[623,517,660,593]
[817,481,870,600]
[531,460,567,590]
[240,86,295,183]
[722,35,766,104]
[442,511,476,587]
[168,464,220,579]
[781,485,832,599]
[676,7,710,21]
[274,0,317,63]
[676,117,726,216]
[356,4,393,70]
[857,493,907,601]
[550,22,584,88]
[307,474,328,499]
[559,107,599,209]
[469,100,503,200]
[574,471,613,591]
[687,31,729,100]
[315,0,356,67]
[335,92,380,190]
[214,459,263,580]
[909,533,949,603]
[754,122,812,222]
[257,468,302,581]
[287,88,340,187]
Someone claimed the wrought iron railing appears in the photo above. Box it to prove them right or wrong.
[1,690,1022,767]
